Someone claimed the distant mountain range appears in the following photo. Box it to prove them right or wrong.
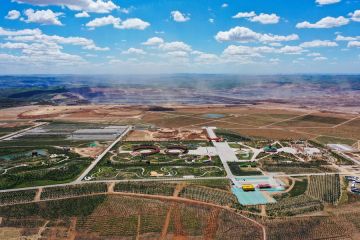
[0,74,359,111]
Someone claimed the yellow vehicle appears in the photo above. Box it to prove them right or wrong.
[242,184,255,191]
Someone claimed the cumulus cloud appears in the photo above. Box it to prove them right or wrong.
[222,45,276,57]
[24,9,63,26]
[347,41,360,48]
[0,41,84,66]
[86,15,120,28]
[215,26,298,43]
[249,13,280,24]
[1,27,108,51]
[336,35,360,41]
[122,47,146,54]
[279,45,304,54]
[194,52,219,63]
[307,52,321,57]
[0,27,41,36]
[142,37,164,46]
[221,3,228,8]
[349,10,360,22]
[5,10,21,20]
[0,42,29,49]
[269,58,280,64]
[13,0,119,13]
[119,18,150,30]
[300,40,338,48]
[86,16,149,30]
[233,12,280,24]
[167,51,189,58]
[316,0,341,5]
[171,10,190,22]
[75,11,90,18]
[159,41,192,52]
[313,56,328,61]
[232,12,256,18]
[296,16,349,28]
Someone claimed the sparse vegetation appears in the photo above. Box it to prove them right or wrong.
[41,183,108,200]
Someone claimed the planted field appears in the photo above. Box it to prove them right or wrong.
[260,157,336,174]
[267,195,323,216]
[114,181,176,196]
[230,128,312,140]
[0,189,37,205]
[0,194,264,239]
[41,183,108,200]
[306,174,341,204]
[265,216,353,240]
[179,185,238,207]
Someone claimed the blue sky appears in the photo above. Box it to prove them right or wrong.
[0,0,360,74]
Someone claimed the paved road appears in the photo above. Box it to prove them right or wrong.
[74,126,132,183]
[0,176,229,193]
[270,172,360,177]
[204,127,240,187]
[337,151,360,166]
[0,122,48,141]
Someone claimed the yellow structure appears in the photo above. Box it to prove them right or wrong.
[150,171,164,177]
[242,184,255,191]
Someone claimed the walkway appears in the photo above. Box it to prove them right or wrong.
[204,127,239,186]
[75,125,131,183]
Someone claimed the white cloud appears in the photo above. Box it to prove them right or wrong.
[347,41,360,48]
[307,52,321,57]
[6,10,21,20]
[167,51,189,58]
[142,37,164,46]
[209,18,214,23]
[279,45,304,54]
[0,42,29,49]
[268,42,282,47]
[86,15,120,28]
[122,47,146,55]
[13,0,119,13]
[296,16,349,28]
[222,45,276,57]
[249,13,280,24]
[24,9,63,26]
[215,26,298,43]
[194,52,219,63]
[335,35,360,41]
[118,18,150,30]
[159,41,192,52]
[75,11,90,18]
[233,12,280,24]
[0,27,42,36]
[221,3,228,8]
[300,40,338,48]
[1,27,108,51]
[269,58,280,64]
[232,12,256,19]
[313,56,328,61]
[171,10,190,22]
[86,16,149,30]
[0,41,84,66]
[316,0,341,5]
[349,10,360,22]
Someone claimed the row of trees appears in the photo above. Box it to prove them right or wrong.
[307,174,341,204]
[0,189,37,205]
[41,183,108,200]
[114,181,176,196]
